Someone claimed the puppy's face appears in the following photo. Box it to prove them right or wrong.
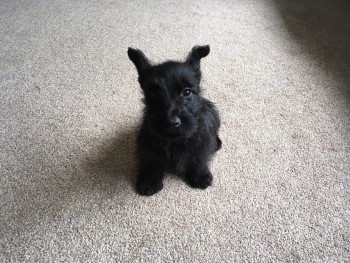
[128,46,210,139]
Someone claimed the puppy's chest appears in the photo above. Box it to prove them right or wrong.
[161,142,194,172]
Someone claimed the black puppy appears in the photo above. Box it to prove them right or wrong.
[128,45,221,196]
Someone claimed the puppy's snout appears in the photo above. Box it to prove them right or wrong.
[167,116,181,127]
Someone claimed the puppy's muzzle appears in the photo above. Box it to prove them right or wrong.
[166,116,181,127]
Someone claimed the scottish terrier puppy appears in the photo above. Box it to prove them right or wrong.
[128,45,221,196]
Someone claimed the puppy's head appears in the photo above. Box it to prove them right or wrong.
[128,46,210,139]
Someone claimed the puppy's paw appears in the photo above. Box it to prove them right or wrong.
[187,172,213,189]
[136,178,163,196]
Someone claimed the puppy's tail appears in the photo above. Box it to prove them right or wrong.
[216,136,222,151]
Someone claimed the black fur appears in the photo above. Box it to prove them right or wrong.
[128,45,221,196]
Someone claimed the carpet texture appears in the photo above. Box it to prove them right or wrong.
[1,0,349,262]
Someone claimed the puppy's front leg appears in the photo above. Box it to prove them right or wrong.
[136,162,165,196]
[185,162,213,189]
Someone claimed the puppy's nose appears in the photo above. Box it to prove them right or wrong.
[167,116,181,127]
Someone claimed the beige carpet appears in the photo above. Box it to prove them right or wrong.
[1,0,349,262]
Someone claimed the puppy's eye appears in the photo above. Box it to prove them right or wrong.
[182,88,192,97]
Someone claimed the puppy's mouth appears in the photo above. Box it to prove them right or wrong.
[164,128,188,138]
[163,132,192,140]
[147,114,198,140]
[163,122,199,140]
[150,124,194,140]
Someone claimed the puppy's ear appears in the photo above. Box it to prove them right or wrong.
[128,48,151,75]
[186,45,210,68]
